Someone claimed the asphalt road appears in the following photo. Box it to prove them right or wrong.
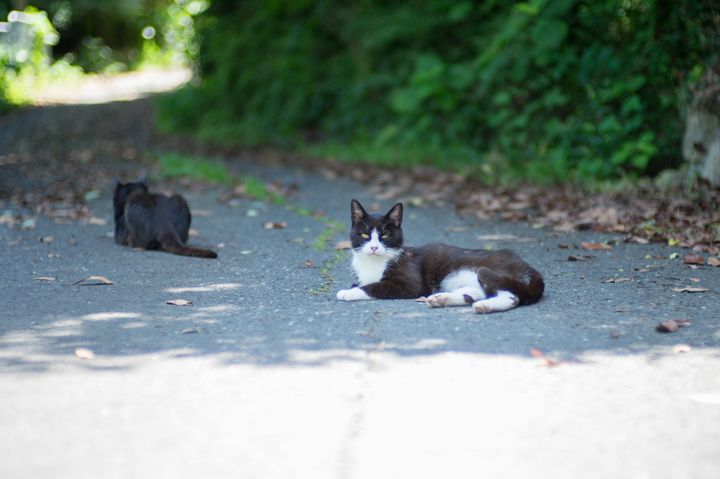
[2,161,720,478]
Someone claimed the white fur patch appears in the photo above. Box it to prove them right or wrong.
[336,287,372,301]
[473,290,519,314]
[440,269,481,293]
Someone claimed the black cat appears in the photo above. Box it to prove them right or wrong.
[113,177,217,259]
[336,199,543,313]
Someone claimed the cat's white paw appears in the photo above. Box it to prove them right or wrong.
[336,287,371,301]
[472,291,519,314]
[426,293,450,308]
[473,301,492,314]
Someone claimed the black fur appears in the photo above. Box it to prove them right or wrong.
[348,199,544,305]
[113,178,217,259]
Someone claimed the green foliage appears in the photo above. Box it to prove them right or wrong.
[154,0,718,181]
[158,152,232,184]
[157,151,286,203]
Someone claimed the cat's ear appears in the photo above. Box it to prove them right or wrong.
[112,177,120,190]
[385,202,403,226]
[350,199,367,225]
[137,175,149,187]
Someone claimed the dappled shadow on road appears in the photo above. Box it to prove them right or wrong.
[2,272,720,374]
[2,93,720,374]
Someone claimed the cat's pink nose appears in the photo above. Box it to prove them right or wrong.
[370,246,378,252]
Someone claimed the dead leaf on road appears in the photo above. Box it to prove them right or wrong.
[580,242,613,251]
[672,286,709,293]
[708,256,720,267]
[264,221,288,229]
[529,348,560,367]
[181,328,199,334]
[304,260,314,268]
[335,240,352,250]
[603,277,631,283]
[657,320,680,333]
[40,235,54,243]
[188,228,199,237]
[568,254,594,261]
[73,275,113,286]
[415,296,428,302]
[166,299,193,306]
[74,347,95,359]
[33,276,57,282]
[657,319,692,333]
[682,253,705,265]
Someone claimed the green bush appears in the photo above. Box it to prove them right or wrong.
[157,0,719,182]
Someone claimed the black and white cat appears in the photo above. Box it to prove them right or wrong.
[336,199,544,313]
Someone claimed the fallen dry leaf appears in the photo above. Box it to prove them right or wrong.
[188,228,199,237]
[529,347,560,367]
[73,275,113,286]
[603,277,631,283]
[672,344,692,353]
[40,235,54,243]
[708,256,720,267]
[672,286,709,293]
[263,221,288,229]
[335,240,352,250]
[415,296,428,302]
[682,253,705,265]
[580,242,613,251]
[181,328,199,334]
[74,347,95,359]
[304,259,314,268]
[166,299,193,306]
[568,254,594,261]
[657,320,680,333]
[33,276,56,282]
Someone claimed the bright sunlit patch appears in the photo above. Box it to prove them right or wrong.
[196,304,239,313]
[119,321,147,329]
[141,26,156,40]
[81,312,142,321]
[165,283,242,293]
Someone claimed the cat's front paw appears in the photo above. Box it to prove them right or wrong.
[426,293,450,308]
[336,287,371,301]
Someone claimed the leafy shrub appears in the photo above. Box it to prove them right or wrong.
[157,0,719,182]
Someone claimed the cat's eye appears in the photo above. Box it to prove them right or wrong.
[381,234,389,238]
[361,233,369,239]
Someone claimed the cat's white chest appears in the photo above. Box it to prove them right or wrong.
[352,252,390,286]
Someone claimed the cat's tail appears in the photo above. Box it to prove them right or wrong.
[160,233,218,259]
